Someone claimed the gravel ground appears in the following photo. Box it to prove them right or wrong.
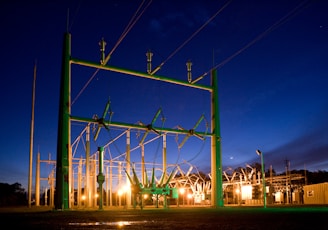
[1,205,327,229]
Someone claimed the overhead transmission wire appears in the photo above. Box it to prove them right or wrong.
[67,1,82,32]
[198,0,311,79]
[72,0,153,106]
[104,0,153,63]
[175,0,308,174]
[148,0,231,167]
[151,0,232,75]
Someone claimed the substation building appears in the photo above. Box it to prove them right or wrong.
[303,182,328,205]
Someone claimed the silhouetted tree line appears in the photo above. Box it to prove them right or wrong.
[0,182,27,207]
[288,169,328,185]
[231,163,328,185]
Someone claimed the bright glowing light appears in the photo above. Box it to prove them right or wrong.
[241,185,252,200]
[179,188,185,194]
[81,195,86,200]
[235,189,240,194]
[187,194,193,199]
[122,185,130,193]
[95,193,99,198]
[118,184,130,197]
[143,194,148,199]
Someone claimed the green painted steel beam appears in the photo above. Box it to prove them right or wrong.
[70,58,213,92]
[97,146,105,210]
[55,33,71,210]
[211,69,224,207]
[70,115,212,137]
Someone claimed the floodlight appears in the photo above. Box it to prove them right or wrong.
[256,149,262,156]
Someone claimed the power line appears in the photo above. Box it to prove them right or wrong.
[105,0,153,63]
[72,0,153,106]
[151,0,233,75]
[207,0,311,75]
[67,1,82,32]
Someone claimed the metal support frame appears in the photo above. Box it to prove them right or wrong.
[55,33,223,209]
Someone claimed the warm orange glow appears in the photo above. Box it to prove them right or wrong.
[241,185,252,200]
[122,185,130,193]
[118,184,130,197]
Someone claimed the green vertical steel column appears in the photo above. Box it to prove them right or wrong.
[211,69,224,207]
[97,146,105,210]
[55,33,71,210]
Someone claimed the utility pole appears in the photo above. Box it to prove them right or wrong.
[285,159,290,204]
[28,61,37,208]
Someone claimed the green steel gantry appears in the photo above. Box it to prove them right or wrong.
[55,32,223,210]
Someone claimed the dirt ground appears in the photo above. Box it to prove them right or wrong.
[1,205,327,229]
